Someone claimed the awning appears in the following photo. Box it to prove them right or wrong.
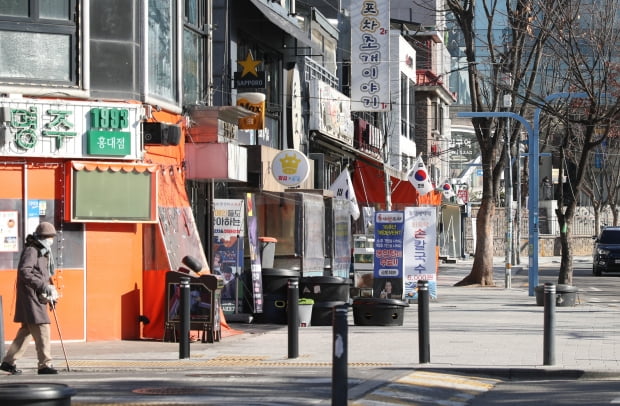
[247,0,313,48]
[72,161,157,173]
[352,159,442,207]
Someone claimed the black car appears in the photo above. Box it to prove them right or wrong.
[592,226,620,276]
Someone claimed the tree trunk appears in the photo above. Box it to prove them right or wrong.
[455,196,496,286]
[558,216,574,285]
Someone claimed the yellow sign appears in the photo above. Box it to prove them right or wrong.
[237,51,261,77]
[237,93,265,130]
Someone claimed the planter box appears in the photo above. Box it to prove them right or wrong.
[534,284,578,307]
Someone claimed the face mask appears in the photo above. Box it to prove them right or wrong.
[46,237,55,246]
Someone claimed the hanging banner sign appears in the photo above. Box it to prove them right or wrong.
[350,0,391,111]
[403,207,438,299]
[373,211,404,299]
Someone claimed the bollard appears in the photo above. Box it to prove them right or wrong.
[179,277,190,359]
[543,282,556,365]
[287,278,299,359]
[332,304,348,406]
[418,280,430,364]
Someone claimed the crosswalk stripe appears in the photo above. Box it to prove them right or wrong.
[352,370,500,406]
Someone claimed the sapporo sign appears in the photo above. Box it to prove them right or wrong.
[0,98,142,159]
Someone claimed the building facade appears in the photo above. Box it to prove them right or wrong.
[0,0,439,342]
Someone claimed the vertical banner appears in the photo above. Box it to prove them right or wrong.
[350,0,390,111]
[403,207,438,299]
[245,193,263,313]
[373,211,404,299]
[213,199,245,314]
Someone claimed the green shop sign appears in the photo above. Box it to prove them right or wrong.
[87,108,131,156]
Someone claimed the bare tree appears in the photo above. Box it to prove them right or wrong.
[539,0,620,285]
[445,0,560,285]
[581,130,620,231]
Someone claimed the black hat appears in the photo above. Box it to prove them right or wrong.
[35,222,57,237]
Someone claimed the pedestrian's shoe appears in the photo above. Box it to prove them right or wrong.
[0,361,22,375]
[37,366,58,375]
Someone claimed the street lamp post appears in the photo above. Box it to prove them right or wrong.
[458,92,590,295]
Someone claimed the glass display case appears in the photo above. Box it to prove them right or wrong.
[353,234,374,297]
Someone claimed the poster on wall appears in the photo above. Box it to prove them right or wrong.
[213,199,245,314]
[27,200,48,235]
[403,207,438,299]
[245,193,263,314]
[0,211,18,252]
[373,211,404,299]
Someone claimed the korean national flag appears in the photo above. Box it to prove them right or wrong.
[441,180,455,199]
[329,169,361,220]
[407,156,434,196]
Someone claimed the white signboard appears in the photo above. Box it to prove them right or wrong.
[307,79,354,146]
[271,149,310,187]
[0,98,143,159]
[351,0,391,112]
[403,207,437,298]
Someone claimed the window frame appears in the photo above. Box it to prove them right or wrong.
[0,0,83,90]
[144,0,183,113]
[182,0,208,106]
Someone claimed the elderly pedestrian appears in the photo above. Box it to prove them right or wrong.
[0,221,59,375]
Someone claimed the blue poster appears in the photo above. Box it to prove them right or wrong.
[373,211,404,299]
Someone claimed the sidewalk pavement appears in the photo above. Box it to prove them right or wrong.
[8,255,616,379]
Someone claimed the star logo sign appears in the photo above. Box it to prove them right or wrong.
[238,51,262,77]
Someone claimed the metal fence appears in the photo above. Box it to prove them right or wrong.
[483,207,616,238]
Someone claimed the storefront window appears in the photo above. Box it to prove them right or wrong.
[148,0,178,103]
[0,0,77,86]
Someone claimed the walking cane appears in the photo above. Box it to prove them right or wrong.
[50,301,70,372]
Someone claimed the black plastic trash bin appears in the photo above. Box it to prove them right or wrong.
[534,284,578,307]
[300,276,351,302]
[310,300,346,326]
[254,268,299,324]
[352,298,409,326]
[0,383,76,406]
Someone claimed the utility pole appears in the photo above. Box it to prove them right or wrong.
[503,75,513,289]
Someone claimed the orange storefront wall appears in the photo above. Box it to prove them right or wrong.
[0,163,86,341]
[85,223,144,341]
[0,163,145,342]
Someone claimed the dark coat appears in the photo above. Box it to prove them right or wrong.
[14,243,51,324]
